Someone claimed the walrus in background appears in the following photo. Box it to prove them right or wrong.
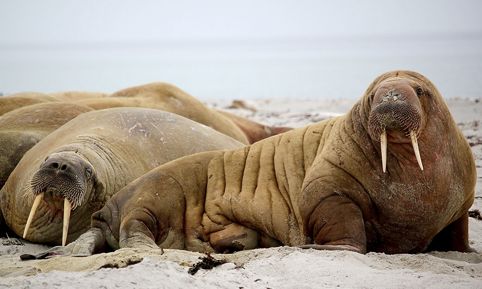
[0,108,243,246]
[46,70,475,257]
[0,91,107,116]
[50,91,108,101]
[0,102,94,189]
[75,82,291,144]
[0,92,57,116]
[216,110,292,144]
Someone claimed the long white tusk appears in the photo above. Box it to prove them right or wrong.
[380,130,387,173]
[410,131,424,171]
[23,193,44,239]
[62,198,72,246]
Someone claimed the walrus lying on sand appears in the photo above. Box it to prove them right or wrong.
[76,82,290,144]
[0,102,94,188]
[26,70,477,257]
[0,108,243,246]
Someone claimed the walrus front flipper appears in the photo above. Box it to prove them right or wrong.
[304,191,367,254]
[20,228,106,260]
[119,215,162,250]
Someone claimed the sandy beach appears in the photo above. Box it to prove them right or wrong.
[0,97,481,289]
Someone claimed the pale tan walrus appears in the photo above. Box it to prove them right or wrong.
[0,108,243,246]
[34,70,475,258]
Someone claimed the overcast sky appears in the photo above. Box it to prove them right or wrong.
[1,0,481,98]
[1,0,481,45]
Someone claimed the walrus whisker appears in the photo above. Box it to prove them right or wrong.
[410,130,424,171]
[380,129,387,173]
[23,193,44,239]
[62,198,72,246]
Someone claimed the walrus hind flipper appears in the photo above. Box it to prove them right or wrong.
[208,223,259,253]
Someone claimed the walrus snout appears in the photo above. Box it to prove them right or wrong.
[31,154,90,206]
[25,151,95,245]
[367,80,425,172]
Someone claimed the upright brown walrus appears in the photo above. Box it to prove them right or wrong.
[1,108,243,246]
[31,70,476,257]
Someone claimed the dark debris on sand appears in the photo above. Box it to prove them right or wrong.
[188,253,226,275]
[1,232,24,246]
[469,209,482,220]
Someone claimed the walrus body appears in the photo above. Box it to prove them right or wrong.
[0,108,243,245]
[55,70,475,256]
[0,102,94,188]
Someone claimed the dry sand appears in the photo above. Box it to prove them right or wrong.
[1,97,481,289]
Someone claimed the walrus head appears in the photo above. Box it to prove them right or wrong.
[23,151,96,245]
[366,73,432,173]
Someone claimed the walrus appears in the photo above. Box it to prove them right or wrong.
[0,91,107,116]
[0,108,243,246]
[216,110,292,144]
[50,91,108,101]
[75,82,290,144]
[0,92,58,116]
[45,70,475,257]
[0,102,94,189]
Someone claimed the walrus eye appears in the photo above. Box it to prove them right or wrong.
[415,86,423,97]
[85,167,93,179]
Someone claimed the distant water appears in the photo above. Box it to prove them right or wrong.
[1,35,482,100]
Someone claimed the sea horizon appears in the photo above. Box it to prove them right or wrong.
[1,33,481,101]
